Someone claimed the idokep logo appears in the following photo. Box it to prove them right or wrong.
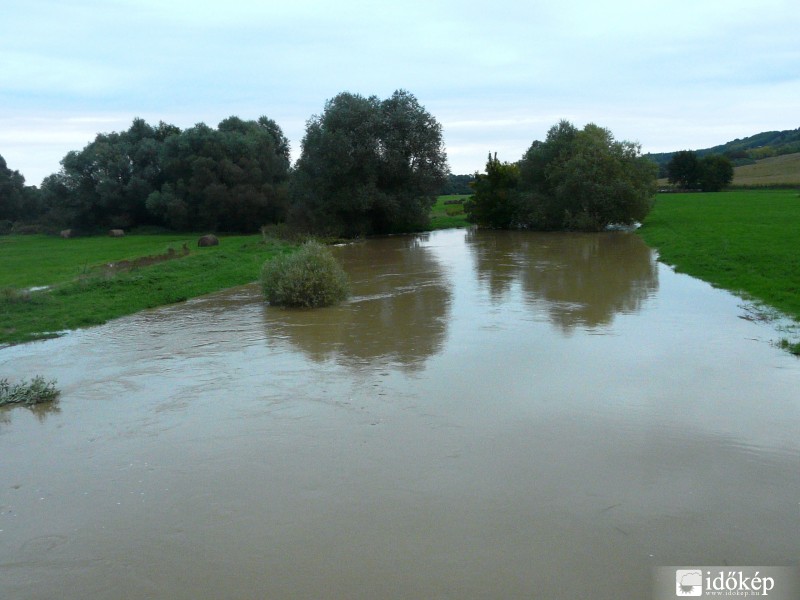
[655,566,798,599]
[675,569,703,596]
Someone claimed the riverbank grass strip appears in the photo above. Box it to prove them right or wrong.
[639,189,800,353]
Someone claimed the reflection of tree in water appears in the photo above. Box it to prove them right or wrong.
[0,402,61,428]
[466,229,658,330]
[262,235,451,370]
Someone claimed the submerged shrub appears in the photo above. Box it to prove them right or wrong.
[0,376,60,407]
[261,241,350,308]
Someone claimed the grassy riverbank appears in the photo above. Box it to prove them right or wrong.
[1,234,293,345]
[639,189,800,345]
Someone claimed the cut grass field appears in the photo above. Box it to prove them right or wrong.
[429,194,471,229]
[638,189,800,334]
[732,152,800,186]
[1,234,294,345]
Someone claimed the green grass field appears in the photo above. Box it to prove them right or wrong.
[1,234,293,345]
[0,234,203,289]
[429,194,471,229]
[639,189,800,322]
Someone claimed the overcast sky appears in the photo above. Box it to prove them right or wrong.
[2,0,798,186]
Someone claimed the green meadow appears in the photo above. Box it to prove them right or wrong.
[638,189,800,323]
[1,234,293,345]
[429,194,470,229]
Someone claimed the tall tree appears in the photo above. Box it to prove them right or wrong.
[698,154,734,192]
[290,90,448,236]
[464,153,520,228]
[148,117,291,231]
[0,154,26,222]
[666,150,701,189]
[481,120,657,231]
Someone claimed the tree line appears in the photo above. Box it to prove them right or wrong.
[2,91,738,238]
[1,90,449,237]
[665,150,734,191]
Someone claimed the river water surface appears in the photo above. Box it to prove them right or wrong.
[1,229,798,599]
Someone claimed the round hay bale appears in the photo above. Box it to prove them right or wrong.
[197,234,219,247]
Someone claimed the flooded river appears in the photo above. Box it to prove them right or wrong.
[1,229,798,599]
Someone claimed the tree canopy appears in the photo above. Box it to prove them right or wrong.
[666,150,734,191]
[38,116,290,232]
[466,120,658,231]
[290,90,448,237]
[0,154,41,226]
[666,150,701,189]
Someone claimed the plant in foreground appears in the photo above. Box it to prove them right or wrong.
[0,376,60,407]
[261,241,350,308]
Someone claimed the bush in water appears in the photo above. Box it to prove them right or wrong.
[0,376,60,407]
[261,241,350,308]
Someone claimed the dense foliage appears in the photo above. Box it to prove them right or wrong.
[37,117,290,233]
[290,90,448,237]
[261,241,350,307]
[440,173,475,195]
[0,154,42,228]
[466,121,657,231]
[666,150,734,191]
[463,154,520,228]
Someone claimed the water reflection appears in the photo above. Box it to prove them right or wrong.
[0,402,60,427]
[1,228,799,600]
[466,230,658,330]
[262,235,451,370]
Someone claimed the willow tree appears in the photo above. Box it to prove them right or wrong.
[290,90,448,237]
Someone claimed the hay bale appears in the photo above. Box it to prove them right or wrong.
[198,234,219,247]
[109,229,125,237]
[60,229,73,238]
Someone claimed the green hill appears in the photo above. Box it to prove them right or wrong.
[646,127,800,173]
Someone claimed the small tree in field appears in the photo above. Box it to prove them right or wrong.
[666,150,701,189]
[698,155,734,191]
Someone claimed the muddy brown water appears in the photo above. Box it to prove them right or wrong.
[1,229,798,599]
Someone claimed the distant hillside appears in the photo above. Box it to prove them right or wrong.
[646,127,800,174]
[732,152,800,186]
[656,152,800,187]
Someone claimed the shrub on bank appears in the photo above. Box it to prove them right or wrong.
[261,241,350,308]
[0,376,60,407]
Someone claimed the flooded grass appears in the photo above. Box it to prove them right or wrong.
[0,235,295,345]
[639,189,800,321]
